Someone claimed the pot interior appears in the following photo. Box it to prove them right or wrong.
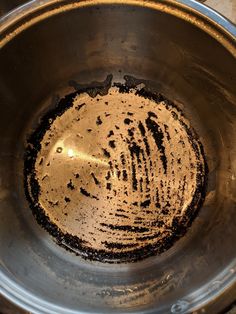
[0,2,236,313]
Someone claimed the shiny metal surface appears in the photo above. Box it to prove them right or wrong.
[0,0,236,313]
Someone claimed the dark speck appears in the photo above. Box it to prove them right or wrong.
[109,140,116,149]
[102,148,111,158]
[106,183,112,190]
[107,130,114,138]
[65,197,71,203]
[140,199,151,208]
[105,171,111,180]
[75,103,85,111]
[128,129,134,137]
[91,172,100,185]
[80,187,99,200]
[67,179,75,190]
[96,116,102,125]
[123,170,128,181]
[124,118,133,125]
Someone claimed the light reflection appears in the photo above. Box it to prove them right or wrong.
[55,142,109,166]
[67,148,74,158]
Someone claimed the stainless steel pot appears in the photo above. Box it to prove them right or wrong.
[0,0,236,313]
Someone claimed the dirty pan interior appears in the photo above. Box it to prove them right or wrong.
[0,1,236,313]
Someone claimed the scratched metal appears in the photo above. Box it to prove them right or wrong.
[24,81,207,263]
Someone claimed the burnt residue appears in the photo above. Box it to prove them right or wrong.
[69,74,113,98]
[116,170,121,179]
[136,232,161,241]
[102,148,111,158]
[138,121,151,156]
[103,241,137,249]
[123,75,147,88]
[65,197,71,203]
[117,208,126,213]
[105,171,111,180]
[75,103,86,111]
[122,169,128,181]
[113,82,130,93]
[106,183,112,191]
[107,130,114,138]
[80,187,99,200]
[128,141,144,191]
[129,142,142,164]
[120,153,126,166]
[140,199,151,208]
[128,128,134,137]
[131,160,138,191]
[96,116,102,125]
[124,118,133,125]
[48,200,59,207]
[141,150,150,188]
[24,74,208,264]
[108,140,116,149]
[115,213,129,219]
[139,177,143,193]
[67,179,75,190]
[145,113,167,174]
[164,124,171,141]
[91,172,100,185]
[100,223,149,233]
[138,121,146,136]
[155,189,160,208]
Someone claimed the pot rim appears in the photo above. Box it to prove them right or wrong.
[0,0,235,53]
[0,1,235,313]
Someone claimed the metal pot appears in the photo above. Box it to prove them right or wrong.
[0,0,236,313]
